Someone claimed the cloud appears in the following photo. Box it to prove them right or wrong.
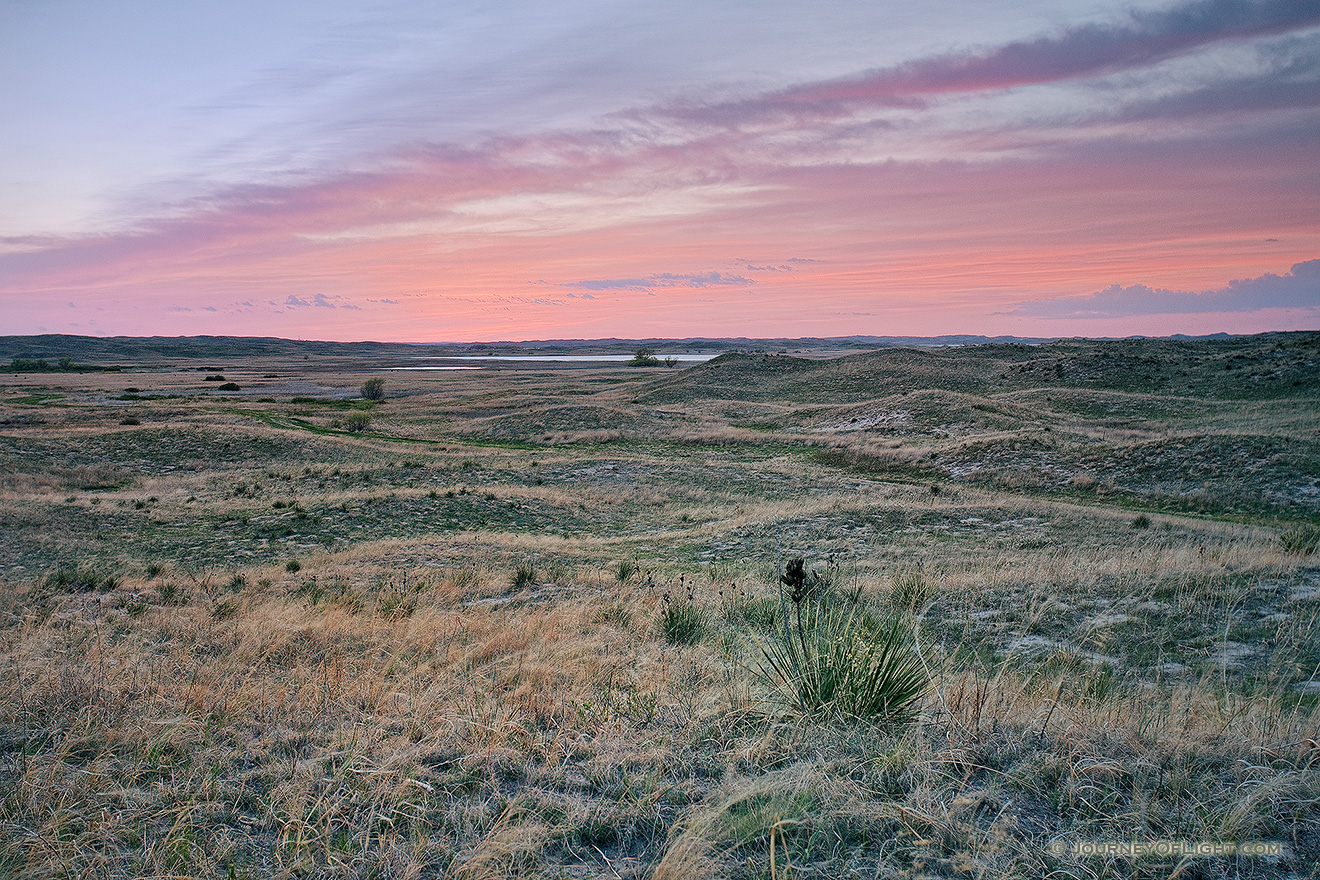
[777,0,1320,105]
[283,293,338,308]
[1,0,1316,341]
[1019,259,1320,318]
[564,271,755,292]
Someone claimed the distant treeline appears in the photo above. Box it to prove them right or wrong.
[4,356,122,373]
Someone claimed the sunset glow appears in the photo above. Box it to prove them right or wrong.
[2,0,1318,340]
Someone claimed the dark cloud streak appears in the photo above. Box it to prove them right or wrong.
[780,0,1320,104]
[564,271,756,292]
[1020,259,1320,318]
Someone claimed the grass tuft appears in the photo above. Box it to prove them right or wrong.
[660,600,706,645]
[511,563,537,589]
[752,600,928,724]
[1279,522,1319,555]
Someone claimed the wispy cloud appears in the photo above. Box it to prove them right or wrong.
[564,272,756,292]
[778,0,1320,104]
[1019,259,1320,318]
[1,0,1317,340]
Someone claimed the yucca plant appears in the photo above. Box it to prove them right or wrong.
[753,599,928,724]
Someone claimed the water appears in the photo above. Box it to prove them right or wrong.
[409,353,717,363]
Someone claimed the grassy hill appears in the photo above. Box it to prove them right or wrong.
[0,331,1316,878]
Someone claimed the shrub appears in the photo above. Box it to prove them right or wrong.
[285,559,301,573]
[628,347,660,366]
[360,377,386,400]
[1131,513,1152,529]
[217,382,241,391]
[752,600,928,724]
[343,412,372,433]
[119,417,141,425]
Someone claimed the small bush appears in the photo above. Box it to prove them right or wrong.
[660,601,706,645]
[628,347,660,366]
[217,382,241,391]
[1280,523,1319,555]
[1132,513,1152,529]
[285,559,301,573]
[203,374,225,381]
[360,377,386,400]
[119,417,141,425]
[343,411,372,433]
[512,564,537,589]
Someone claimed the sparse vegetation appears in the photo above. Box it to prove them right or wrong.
[1280,522,1319,555]
[0,331,1317,878]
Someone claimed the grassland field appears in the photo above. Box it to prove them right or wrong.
[1,331,1318,878]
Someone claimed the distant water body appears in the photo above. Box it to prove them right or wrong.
[403,353,717,364]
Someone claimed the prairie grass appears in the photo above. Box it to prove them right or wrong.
[1,333,1317,877]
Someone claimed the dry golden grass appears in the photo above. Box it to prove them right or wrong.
[1,338,1318,877]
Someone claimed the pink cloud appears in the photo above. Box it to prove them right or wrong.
[2,0,1318,340]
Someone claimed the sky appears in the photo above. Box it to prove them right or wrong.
[1,0,1318,341]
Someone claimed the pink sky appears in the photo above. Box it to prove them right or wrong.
[2,0,1317,341]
